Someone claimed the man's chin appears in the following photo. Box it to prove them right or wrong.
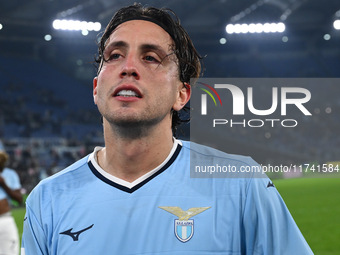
[111,121,153,139]
[104,115,166,139]
[105,113,166,128]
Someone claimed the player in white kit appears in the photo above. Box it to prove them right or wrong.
[0,151,22,255]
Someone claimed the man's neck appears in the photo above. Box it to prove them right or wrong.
[97,121,175,183]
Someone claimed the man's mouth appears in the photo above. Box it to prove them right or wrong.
[115,90,141,98]
[113,84,143,99]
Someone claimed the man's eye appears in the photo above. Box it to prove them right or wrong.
[144,55,160,63]
[108,53,121,60]
[104,52,121,62]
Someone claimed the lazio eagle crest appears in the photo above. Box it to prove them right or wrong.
[159,206,210,242]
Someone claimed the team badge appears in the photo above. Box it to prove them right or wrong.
[159,206,210,242]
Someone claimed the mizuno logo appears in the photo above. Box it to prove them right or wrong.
[159,206,210,242]
[60,224,94,241]
[267,181,275,188]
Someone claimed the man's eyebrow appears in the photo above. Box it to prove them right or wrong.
[104,41,128,52]
[140,43,174,59]
[140,43,165,52]
[104,41,173,57]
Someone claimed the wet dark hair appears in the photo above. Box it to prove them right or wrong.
[95,3,202,137]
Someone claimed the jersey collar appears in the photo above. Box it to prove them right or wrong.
[87,139,182,193]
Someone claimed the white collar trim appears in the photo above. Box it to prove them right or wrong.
[88,139,181,189]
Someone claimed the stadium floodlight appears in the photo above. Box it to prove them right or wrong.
[52,19,101,32]
[0,23,3,30]
[324,34,331,40]
[277,23,285,33]
[226,24,234,34]
[255,23,264,33]
[248,23,256,33]
[334,20,340,30]
[219,38,227,44]
[226,22,285,34]
[44,34,52,41]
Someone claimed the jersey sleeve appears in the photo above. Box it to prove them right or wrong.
[0,169,22,200]
[242,177,313,255]
[21,193,49,255]
[9,169,22,190]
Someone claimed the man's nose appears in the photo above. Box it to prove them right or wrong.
[120,54,140,79]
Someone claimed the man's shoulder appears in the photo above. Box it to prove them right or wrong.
[25,154,93,219]
[180,140,258,167]
[29,155,90,194]
[45,155,89,182]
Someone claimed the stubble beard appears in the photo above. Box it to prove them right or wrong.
[104,111,169,140]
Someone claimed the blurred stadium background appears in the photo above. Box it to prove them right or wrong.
[1,0,340,254]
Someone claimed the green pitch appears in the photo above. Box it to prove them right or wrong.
[275,177,340,255]
[12,207,25,238]
[12,177,340,254]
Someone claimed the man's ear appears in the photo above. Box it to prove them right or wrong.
[93,77,98,105]
[172,82,191,111]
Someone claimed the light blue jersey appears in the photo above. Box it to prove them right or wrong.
[0,168,21,201]
[21,140,313,255]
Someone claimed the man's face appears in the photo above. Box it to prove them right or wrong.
[93,20,189,130]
